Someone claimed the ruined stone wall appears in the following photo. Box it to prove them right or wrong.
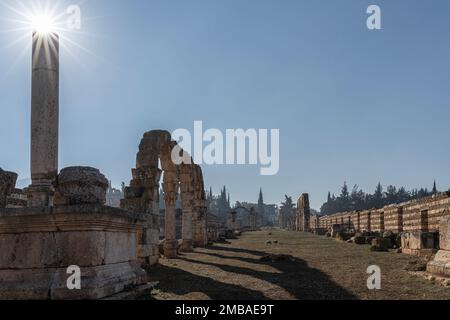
[309,214,320,230]
[384,204,403,233]
[350,211,360,230]
[121,131,167,265]
[317,192,450,234]
[207,213,222,242]
[370,208,385,233]
[6,189,27,208]
[402,194,450,232]
[359,210,371,231]
[296,194,310,232]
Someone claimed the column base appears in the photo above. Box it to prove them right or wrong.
[180,239,193,252]
[25,183,54,207]
[164,240,178,259]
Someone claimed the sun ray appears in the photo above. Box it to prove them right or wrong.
[0,32,30,51]
[0,38,32,82]
[0,0,109,73]
[0,0,32,21]
[0,26,32,34]
[58,32,100,60]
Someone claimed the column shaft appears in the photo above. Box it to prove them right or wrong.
[28,32,59,207]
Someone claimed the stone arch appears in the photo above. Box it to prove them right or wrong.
[121,130,207,262]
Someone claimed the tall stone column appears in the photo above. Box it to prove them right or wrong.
[180,163,194,252]
[297,194,310,232]
[27,32,59,207]
[181,209,193,251]
[163,171,178,258]
[192,165,207,247]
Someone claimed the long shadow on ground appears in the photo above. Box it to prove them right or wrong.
[146,244,357,300]
[179,249,357,300]
[145,263,268,300]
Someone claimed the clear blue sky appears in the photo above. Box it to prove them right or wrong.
[1,0,450,209]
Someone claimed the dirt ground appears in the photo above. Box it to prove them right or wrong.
[140,229,450,300]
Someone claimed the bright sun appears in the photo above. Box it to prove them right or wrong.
[30,13,56,34]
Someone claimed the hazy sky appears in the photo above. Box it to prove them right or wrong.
[1,0,450,209]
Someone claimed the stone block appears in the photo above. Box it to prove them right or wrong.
[0,262,146,300]
[0,232,58,269]
[439,218,450,251]
[55,231,106,267]
[104,232,136,264]
[143,227,160,245]
[401,231,438,256]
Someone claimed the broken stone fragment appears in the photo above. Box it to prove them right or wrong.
[55,167,109,205]
[0,168,18,208]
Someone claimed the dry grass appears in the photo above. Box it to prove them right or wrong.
[140,229,450,300]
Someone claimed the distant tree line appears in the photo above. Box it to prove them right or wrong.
[320,181,440,216]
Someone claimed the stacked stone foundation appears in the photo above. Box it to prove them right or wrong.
[427,218,450,279]
[317,192,450,256]
[0,205,146,300]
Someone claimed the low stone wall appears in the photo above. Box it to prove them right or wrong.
[350,211,360,231]
[316,192,450,256]
[427,218,450,278]
[359,210,371,231]
[319,192,450,235]
[384,204,403,233]
[370,209,385,233]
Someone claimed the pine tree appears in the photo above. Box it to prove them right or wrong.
[373,182,383,208]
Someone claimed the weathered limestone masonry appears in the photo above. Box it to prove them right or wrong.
[207,213,222,242]
[0,33,146,299]
[402,194,450,232]
[370,208,385,233]
[121,131,209,260]
[0,167,147,299]
[296,193,310,232]
[384,204,403,233]
[179,158,195,252]
[309,214,320,230]
[350,211,360,231]
[120,131,166,266]
[192,164,208,247]
[0,169,18,208]
[160,140,180,258]
[359,210,371,231]
[400,194,449,255]
[26,32,59,207]
[317,192,450,256]
[427,217,450,278]
[6,189,27,208]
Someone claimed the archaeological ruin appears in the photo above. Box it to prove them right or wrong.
[0,31,212,299]
[292,192,450,280]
